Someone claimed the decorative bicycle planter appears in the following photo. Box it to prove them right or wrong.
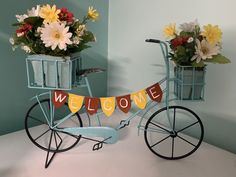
[174,65,206,100]
[23,39,205,168]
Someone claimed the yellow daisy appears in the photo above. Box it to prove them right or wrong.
[39,4,61,24]
[163,23,177,38]
[87,6,99,22]
[201,24,222,45]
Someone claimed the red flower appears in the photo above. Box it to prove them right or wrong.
[59,8,74,23]
[171,36,189,48]
[16,24,32,37]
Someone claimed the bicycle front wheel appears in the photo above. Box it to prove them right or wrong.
[144,106,204,159]
[25,99,83,153]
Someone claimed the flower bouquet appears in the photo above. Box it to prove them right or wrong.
[10,4,99,89]
[163,20,230,67]
[10,4,99,56]
[163,20,230,100]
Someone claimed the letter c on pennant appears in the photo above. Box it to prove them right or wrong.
[100,97,115,117]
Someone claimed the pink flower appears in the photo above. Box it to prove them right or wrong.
[170,36,189,49]
[58,8,74,24]
[16,24,32,37]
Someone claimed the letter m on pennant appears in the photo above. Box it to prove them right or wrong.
[52,91,68,108]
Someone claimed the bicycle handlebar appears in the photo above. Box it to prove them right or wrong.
[145,39,161,43]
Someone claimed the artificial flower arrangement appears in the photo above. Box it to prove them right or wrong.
[163,20,230,67]
[9,4,99,57]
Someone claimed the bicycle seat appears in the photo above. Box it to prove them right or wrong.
[77,68,106,77]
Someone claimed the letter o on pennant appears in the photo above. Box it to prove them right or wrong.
[116,95,131,113]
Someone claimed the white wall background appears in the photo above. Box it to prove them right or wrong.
[108,0,236,153]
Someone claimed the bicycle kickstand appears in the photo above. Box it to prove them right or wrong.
[45,131,63,168]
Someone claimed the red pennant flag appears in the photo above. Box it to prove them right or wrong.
[52,90,68,108]
[85,97,100,115]
[146,83,163,102]
[116,95,131,113]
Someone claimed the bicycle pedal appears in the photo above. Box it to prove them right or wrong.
[119,120,130,129]
[93,142,103,151]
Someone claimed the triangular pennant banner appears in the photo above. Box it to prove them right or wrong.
[116,95,131,113]
[100,97,115,117]
[55,82,163,116]
[85,97,100,115]
[68,94,84,113]
[52,90,68,108]
[131,90,147,109]
[146,83,163,102]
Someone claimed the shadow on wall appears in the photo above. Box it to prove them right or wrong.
[108,56,133,96]
[200,112,236,154]
[70,51,108,97]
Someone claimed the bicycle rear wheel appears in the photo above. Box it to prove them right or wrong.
[144,106,204,159]
[25,99,83,153]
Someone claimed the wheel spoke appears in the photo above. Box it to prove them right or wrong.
[53,131,58,147]
[171,137,175,158]
[151,135,171,148]
[177,135,197,147]
[149,121,171,134]
[177,121,199,133]
[173,108,176,130]
[145,127,169,134]
[42,102,50,119]
[28,115,47,125]
[55,131,63,141]
[57,130,80,139]
[34,128,51,142]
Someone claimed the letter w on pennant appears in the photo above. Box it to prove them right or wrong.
[52,91,68,108]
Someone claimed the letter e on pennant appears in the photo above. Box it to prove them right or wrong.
[146,83,163,102]
[85,97,100,115]
[68,94,84,113]
[116,95,131,113]
[52,91,68,108]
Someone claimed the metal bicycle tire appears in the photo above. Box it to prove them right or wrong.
[144,105,204,160]
[25,99,83,153]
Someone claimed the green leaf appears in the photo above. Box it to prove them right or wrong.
[12,22,23,26]
[24,17,43,26]
[82,31,95,43]
[205,54,231,64]
[192,60,205,67]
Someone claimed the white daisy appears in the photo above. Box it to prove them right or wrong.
[187,37,194,43]
[16,14,28,22]
[76,24,86,37]
[180,19,199,32]
[191,39,220,63]
[40,22,72,50]
[27,5,41,17]
[9,37,15,45]
[21,45,31,53]
[72,36,81,44]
